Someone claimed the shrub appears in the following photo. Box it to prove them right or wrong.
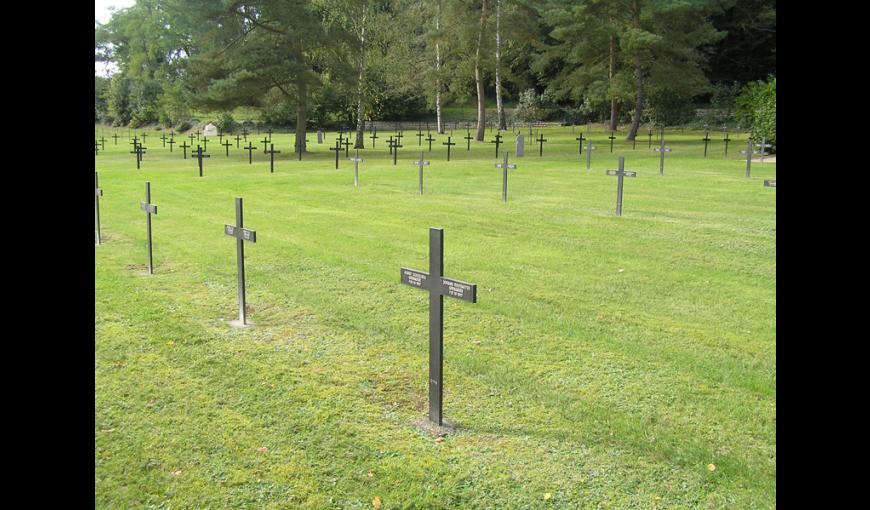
[735,75,776,150]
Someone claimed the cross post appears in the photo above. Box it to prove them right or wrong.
[330,139,342,169]
[723,126,731,156]
[370,129,379,148]
[490,132,503,158]
[536,133,547,157]
[222,139,232,157]
[350,149,363,187]
[702,125,711,157]
[606,156,637,216]
[265,143,280,173]
[495,152,517,202]
[140,182,158,274]
[464,130,473,151]
[225,197,257,326]
[195,145,210,177]
[244,143,256,164]
[739,139,754,177]
[608,131,616,153]
[443,137,456,161]
[414,151,430,194]
[95,172,103,245]
[426,133,436,152]
[180,141,190,159]
[654,139,672,175]
[576,133,586,155]
[168,137,176,152]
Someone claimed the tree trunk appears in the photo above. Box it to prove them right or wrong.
[296,79,307,153]
[627,61,643,140]
[495,0,506,130]
[608,33,618,131]
[435,1,443,134]
[474,0,488,141]
[355,9,367,148]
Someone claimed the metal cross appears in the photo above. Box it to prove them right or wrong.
[180,141,190,160]
[417,128,424,146]
[426,133,436,152]
[495,152,518,202]
[194,145,210,177]
[370,129,379,148]
[342,137,352,157]
[202,135,209,152]
[98,136,106,150]
[764,180,776,188]
[490,132,503,158]
[576,133,586,155]
[330,139,342,169]
[244,142,256,164]
[189,133,195,145]
[464,130,473,151]
[222,139,232,157]
[235,134,242,149]
[443,137,456,161]
[112,133,119,145]
[95,172,103,245]
[261,136,270,153]
[654,139,672,175]
[168,137,176,152]
[94,140,100,156]
[265,143,280,173]
[349,149,363,187]
[413,151,430,194]
[390,138,403,165]
[702,125,711,157]
[224,197,257,326]
[161,133,168,147]
[739,139,754,177]
[140,182,158,274]
[536,133,547,157]
[400,227,478,427]
[608,131,616,153]
[606,156,637,216]
[585,140,596,171]
[723,126,731,156]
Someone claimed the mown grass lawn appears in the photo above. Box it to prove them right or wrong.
[95,124,775,509]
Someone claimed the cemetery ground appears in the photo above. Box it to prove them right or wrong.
[95,125,775,509]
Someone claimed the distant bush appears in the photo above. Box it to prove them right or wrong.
[216,112,235,133]
[176,120,193,132]
[736,75,776,150]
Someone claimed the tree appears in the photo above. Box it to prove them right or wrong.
[735,75,775,150]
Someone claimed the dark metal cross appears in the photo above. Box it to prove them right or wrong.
[396,130,405,147]
[261,136,270,153]
[218,129,223,144]
[417,128,423,146]
[140,132,148,144]
[195,129,200,141]
[265,143,280,173]
[95,172,103,245]
[654,139,672,175]
[576,133,586,155]
[723,126,731,156]
[702,125,711,157]
[464,130,473,150]
[387,135,394,155]
[370,129,379,148]
[189,133,196,145]
[495,152,518,202]
[390,138,403,165]
[400,227,478,427]
[161,133,168,147]
[443,137,456,161]
[342,137,352,157]
[235,134,242,149]
[243,127,248,141]
[180,141,190,159]
[224,197,257,326]
[194,145,210,177]
[413,151,430,194]
[168,137,176,152]
[608,131,616,153]
[94,140,100,156]
[244,142,256,164]
[330,139,342,169]
[606,156,637,216]
[536,133,547,157]
[221,139,231,157]
[202,135,209,152]
[426,133,436,152]
[130,142,147,169]
[98,136,106,150]
[140,182,158,274]
[490,132,503,158]
[112,133,119,145]
[266,128,273,142]
[350,149,363,187]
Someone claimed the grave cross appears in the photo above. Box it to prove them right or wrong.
[390,137,403,165]
[266,128,273,142]
[536,133,547,157]
[235,134,242,149]
[179,141,190,159]
[576,133,586,155]
[167,137,176,152]
[244,142,256,164]
[342,137,352,157]
[413,151,430,194]
[400,227,478,427]
[140,132,148,144]
[140,182,158,274]
[723,126,731,156]
[608,131,616,153]
[222,139,232,157]
[130,143,147,169]
[443,136,456,161]
[764,180,776,188]
[648,125,653,148]
[261,136,270,153]
[94,140,100,156]
[396,130,405,147]
[426,133,436,152]
[370,129,379,148]
[295,137,308,161]
[606,156,637,216]
[330,139,342,169]
[98,136,106,150]
[495,152,518,202]
[350,149,363,187]
[218,129,223,144]
[194,145,210,177]
[585,140,596,171]
[654,139,672,175]
[161,133,168,148]
[417,127,424,146]
[189,133,196,146]
[95,172,103,245]
[224,197,257,326]
[490,132,503,158]
[265,143,280,173]
[464,130,473,150]
[755,138,772,164]
[702,125,711,157]
[195,129,200,141]
[112,133,119,145]
[387,135,394,155]
[739,139,754,177]
[202,135,210,152]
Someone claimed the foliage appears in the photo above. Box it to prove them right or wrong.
[95,76,111,123]
[644,88,698,127]
[215,112,235,133]
[735,75,776,148]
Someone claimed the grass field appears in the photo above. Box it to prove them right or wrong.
[94,123,775,509]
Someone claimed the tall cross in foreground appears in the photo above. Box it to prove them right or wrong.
[244,142,256,164]
[140,182,158,274]
[350,149,363,187]
[413,151,430,194]
[576,133,586,155]
[194,145,210,177]
[265,143,280,173]
[95,172,103,245]
[400,227,478,427]
[654,139,672,175]
[495,152,518,203]
[224,197,257,326]
[606,156,637,216]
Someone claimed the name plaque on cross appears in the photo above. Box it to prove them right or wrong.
[224,224,257,242]
[764,180,776,188]
[225,197,257,326]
